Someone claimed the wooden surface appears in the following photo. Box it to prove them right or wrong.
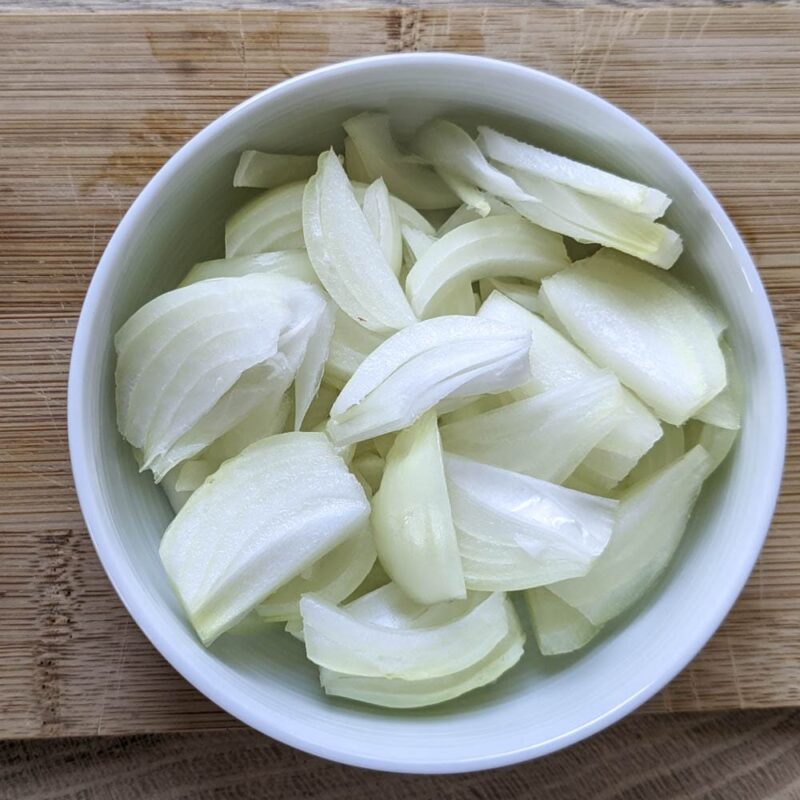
[0,7,798,741]
[2,709,800,799]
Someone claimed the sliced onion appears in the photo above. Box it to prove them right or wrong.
[476,127,671,219]
[327,316,532,445]
[539,249,727,425]
[445,454,618,590]
[437,195,516,236]
[233,150,317,189]
[179,251,317,288]
[621,423,685,487]
[549,445,712,625]
[524,587,600,656]
[300,590,512,679]
[319,603,523,708]
[255,527,376,622]
[159,432,370,644]
[372,411,466,604]
[303,150,417,333]
[441,372,625,484]
[478,277,540,313]
[694,339,741,430]
[363,178,403,276]
[115,275,329,474]
[685,420,738,474]
[405,216,569,318]
[324,310,387,387]
[344,136,371,183]
[225,181,307,256]
[478,291,662,481]
[343,112,457,209]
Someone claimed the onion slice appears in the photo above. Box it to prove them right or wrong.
[524,587,600,656]
[233,150,317,189]
[539,249,727,425]
[445,454,618,591]
[300,590,512,679]
[159,432,370,644]
[405,215,569,318]
[303,150,417,332]
[372,411,466,604]
[180,251,317,288]
[327,316,532,445]
[549,445,712,625]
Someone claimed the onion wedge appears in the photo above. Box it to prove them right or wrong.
[539,249,727,425]
[549,445,712,625]
[160,432,370,644]
[179,251,317,288]
[303,150,417,332]
[233,150,317,189]
[405,216,569,318]
[255,527,376,622]
[524,587,600,656]
[445,454,618,591]
[300,590,512,679]
[440,372,625,483]
[372,411,466,604]
[363,178,403,276]
[115,274,330,475]
[476,127,671,220]
[343,112,458,209]
[478,291,662,482]
[327,316,532,445]
[225,181,307,256]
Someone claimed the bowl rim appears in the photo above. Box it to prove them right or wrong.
[68,52,787,773]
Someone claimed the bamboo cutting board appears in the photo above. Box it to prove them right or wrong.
[0,7,798,739]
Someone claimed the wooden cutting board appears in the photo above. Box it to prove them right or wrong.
[1,7,798,739]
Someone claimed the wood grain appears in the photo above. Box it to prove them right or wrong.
[0,7,798,739]
[3,710,800,799]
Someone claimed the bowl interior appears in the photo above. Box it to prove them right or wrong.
[70,55,785,772]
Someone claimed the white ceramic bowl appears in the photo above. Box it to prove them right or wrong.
[68,54,786,773]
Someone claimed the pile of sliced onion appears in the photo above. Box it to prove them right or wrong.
[115,113,739,708]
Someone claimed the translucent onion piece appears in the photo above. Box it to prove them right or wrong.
[505,169,683,269]
[180,251,318,288]
[319,604,524,708]
[292,301,336,429]
[343,112,458,209]
[372,411,466,604]
[146,364,290,481]
[524,587,600,656]
[115,274,329,473]
[650,269,728,339]
[445,454,618,591]
[327,316,533,445]
[300,591,512,679]
[440,372,625,484]
[344,136,371,183]
[694,339,741,430]
[478,291,662,479]
[685,420,738,474]
[325,310,387,387]
[363,178,403,276]
[437,195,516,236]
[225,181,307,257]
[438,168,492,216]
[476,127,671,219]
[255,527,376,622]
[203,390,292,471]
[303,151,417,333]
[161,459,212,513]
[405,216,569,318]
[159,432,370,644]
[549,445,712,625]
[478,278,540,313]
[233,150,317,189]
[401,225,436,264]
[412,119,530,203]
[622,423,685,487]
[539,250,727,425]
